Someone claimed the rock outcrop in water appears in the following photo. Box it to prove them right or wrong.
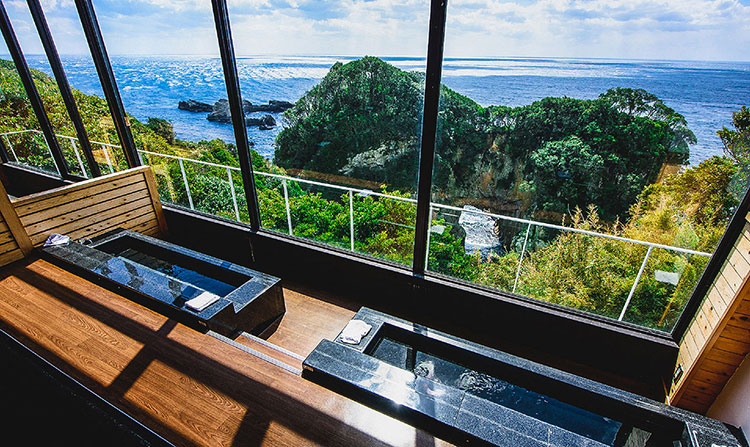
[245,100,294,113]
[178,99,213,112]
[246,114,276,129]
[181,98,292,128]
[205,99,231,123]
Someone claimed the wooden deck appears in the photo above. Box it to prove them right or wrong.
[0,257,453,447]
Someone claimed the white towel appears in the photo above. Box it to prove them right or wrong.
[340,319,372,344]
[43,233,70,246]
[185,291,220,312]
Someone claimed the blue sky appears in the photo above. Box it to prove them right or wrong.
[3,0,750,61]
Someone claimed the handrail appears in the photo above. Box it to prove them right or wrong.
[0,128,714,323]
[140,148,710,257]
[1,128,120,148]
[2,129,711,257]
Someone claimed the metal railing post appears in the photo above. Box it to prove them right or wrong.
[44,137,61,176]
[101,143,114,173]
[178,158,194,210]
[227,168,240,222]
[0,134,8,163]
[349,190,355,251]
[69,137,87,178]
[2,135,17,161]
[513,223,532,293]
[619,246,654,321]
[283,179,293,235]
[425,204,432,266]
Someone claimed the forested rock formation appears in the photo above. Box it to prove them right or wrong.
[275,57,695,221]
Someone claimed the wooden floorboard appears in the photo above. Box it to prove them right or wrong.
[263,283,358,358]
[0,258,453,447]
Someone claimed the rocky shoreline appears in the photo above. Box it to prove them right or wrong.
[178,98,293,129]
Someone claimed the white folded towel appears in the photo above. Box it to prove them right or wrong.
[340,319,372,344]
[185,291,220,312]
[44,233,70,246]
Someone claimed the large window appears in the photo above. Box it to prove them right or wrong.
[425,2,750,331]
[90,1,253,221]
[225,1,429,266]
[0,37,55,175]
[3,0,749,335]
[1,1,123,178]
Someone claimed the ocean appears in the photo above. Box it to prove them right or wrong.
[20,54,750,166]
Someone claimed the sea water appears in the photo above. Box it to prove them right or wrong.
[20,54,750,166]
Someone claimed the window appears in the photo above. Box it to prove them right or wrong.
[93,1,250,220]
[425,1,750,331]
[227,1,430,266]
[4,0,748,336]
[2,1,123,178]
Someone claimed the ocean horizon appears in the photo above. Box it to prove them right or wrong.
[11,54,750,166]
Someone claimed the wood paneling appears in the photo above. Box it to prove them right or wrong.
[670,221,750,413]
[11,167,167,245]
[0,178,32,267]
[0,259,452,447]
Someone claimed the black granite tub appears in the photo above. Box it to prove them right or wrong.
[303,308,747,447]
[42,229,285,337]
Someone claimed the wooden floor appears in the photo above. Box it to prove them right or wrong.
[0,257,454,447]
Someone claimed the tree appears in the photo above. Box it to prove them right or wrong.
[718,106,750,160]
[717,106,750,197]
[146,117,175,144]
[599,87,696,161]
[275,56,424,179]
[529,136,604,214]
[637,156,738,228]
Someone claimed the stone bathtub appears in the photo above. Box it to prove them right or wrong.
[303,307,746,447]
[42,229,285,337]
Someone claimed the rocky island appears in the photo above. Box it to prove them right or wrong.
[179,98,293,129]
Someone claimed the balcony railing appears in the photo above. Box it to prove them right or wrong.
[0,129,121,176]
[0,129,713,324]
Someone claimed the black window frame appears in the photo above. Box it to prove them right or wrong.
[2,0,748,349]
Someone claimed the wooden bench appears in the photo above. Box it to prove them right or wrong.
[0,166,167,268]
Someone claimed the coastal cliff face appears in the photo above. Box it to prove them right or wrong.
[274,57,695,221]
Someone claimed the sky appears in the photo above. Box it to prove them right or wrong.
[3,0,750,61]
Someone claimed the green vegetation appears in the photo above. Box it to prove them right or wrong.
[718,106,750,197]
[1,56,745,331]
[276,57,695,222]
[1,59,119,174]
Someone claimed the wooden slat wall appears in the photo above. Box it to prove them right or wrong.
[0,179,33,267]
[10,166,167,246]
[670,217,750,414]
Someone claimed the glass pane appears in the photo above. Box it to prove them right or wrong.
[619,248,710,331]
[3,3,90,177]
[427,1,750,331]
[5,1,126,177]
[0,37,58,175]
[91,1,247,220]
[228,1,429,267]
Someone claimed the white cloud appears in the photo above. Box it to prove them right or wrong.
[3,0,748,60]
[443,0,750,60]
